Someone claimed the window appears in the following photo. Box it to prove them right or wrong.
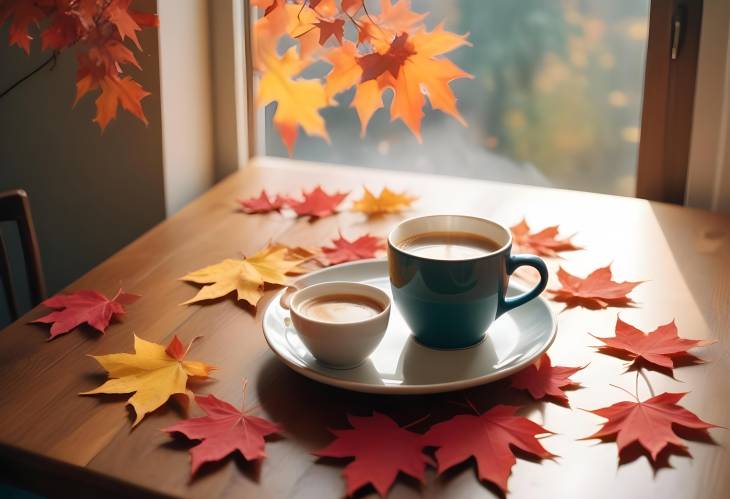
[259,0,651,197]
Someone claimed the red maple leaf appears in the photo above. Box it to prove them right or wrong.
[424,405,555,493]
[41,10,78,50]
[592,317,714,373]
[2,0,44,53]
[316,18,345,45]
[129,10,159,28]
[583,392,719,462]
[510,353,584,404]
[313,412,429,497]
[237,189,286,214]
[358,33,415,82]
[550,264,643,310]
[321,232,386,265]
[30,289,139,339]
[163,392,281,476]
[284,185,349,218]
[510,218,581,257]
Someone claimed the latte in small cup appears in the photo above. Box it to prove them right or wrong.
[282,282,391,369]
[297,293,384,323]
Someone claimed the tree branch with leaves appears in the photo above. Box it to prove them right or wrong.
[253,0,473,154]
[0,0,157,129]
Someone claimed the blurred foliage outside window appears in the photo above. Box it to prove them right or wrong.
[264,0,650,197]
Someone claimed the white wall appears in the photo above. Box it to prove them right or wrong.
[0,0,223,324]
[0,1,166,298]
[158,0,216,215]
[209,0,250,175]
[686,0,730,214]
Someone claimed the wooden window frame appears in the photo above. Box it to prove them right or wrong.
[637,0,703,204]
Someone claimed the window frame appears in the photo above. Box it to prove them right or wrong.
[636,0,703,204]
[685,0,730,213]
[236,0,707,206]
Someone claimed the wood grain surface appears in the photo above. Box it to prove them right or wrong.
[0,157,728,499]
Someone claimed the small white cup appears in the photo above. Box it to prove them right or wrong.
[281,282,391,369]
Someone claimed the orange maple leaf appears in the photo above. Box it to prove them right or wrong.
[342,0,364,15]
[106,0,143,50]
[357,0,427,46]
[92,75,150,130]
[251,0,276,7]
[389,26,473,138]
[253,0,472,149]
[309,0,338,17]
[325,24,472,138]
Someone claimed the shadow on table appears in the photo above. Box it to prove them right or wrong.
[0,485,44,499]
[254,356,544,445]
[255,357,545,498]
[649,203,730,331]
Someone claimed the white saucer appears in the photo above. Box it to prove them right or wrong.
[262,259,557,394]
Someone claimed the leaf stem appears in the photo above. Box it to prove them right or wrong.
[242,378,248,405]
[609,383,639,401]
[241,378,262,414]
[361,2,388,41]
[0,51,60,100]
[402,413,430,429]
[183,335,202,358]
[464,394,479,415]
[639,369,655,398]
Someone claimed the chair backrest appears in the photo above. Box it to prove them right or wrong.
[0,190,45,320]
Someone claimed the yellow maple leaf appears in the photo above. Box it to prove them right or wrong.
[253,2,319,68]
[80,335,214,426]
[351,187,417,215]
[280,3,320,59]
[180,244,312,307]
[257,46,330,155]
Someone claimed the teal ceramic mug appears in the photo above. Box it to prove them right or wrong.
[387,215,549,349]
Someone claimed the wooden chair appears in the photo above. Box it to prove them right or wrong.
[0,190,45,320]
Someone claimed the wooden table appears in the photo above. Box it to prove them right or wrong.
[1,157,728,499]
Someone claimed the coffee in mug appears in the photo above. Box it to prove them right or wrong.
[397,231,501,260]
[388,215,549,349]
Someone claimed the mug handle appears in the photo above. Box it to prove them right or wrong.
[497,254,549,317]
